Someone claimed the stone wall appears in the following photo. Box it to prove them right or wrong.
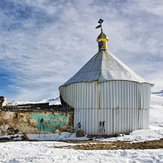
[0,110,73,136]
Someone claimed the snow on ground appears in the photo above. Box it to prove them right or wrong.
[0,141,163,163]
[0,94,163,162]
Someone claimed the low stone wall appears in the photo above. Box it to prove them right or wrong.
[0,110,73,136]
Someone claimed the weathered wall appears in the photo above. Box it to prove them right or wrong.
[0,111,73,136]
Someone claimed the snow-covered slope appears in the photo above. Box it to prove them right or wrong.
[152,90,163,96]
[48,97,61,106]
[10,100,40,105]
[10,97,61,106]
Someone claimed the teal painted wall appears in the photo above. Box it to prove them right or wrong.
[30,112,72,133]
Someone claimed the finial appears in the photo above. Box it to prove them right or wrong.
[96,19,108,51]
[95,19,104,33]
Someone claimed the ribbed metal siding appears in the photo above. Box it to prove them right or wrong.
[60,81,151,135]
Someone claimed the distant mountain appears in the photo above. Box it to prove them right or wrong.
[151,90,163,96]
[10,97,61,106]
[48,97,61,106]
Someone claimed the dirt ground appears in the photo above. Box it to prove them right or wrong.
[54,138,163,150]
[1,135,163,150]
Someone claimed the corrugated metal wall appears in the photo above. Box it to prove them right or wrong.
[60,81,151,135]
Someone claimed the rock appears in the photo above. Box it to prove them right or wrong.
[76,130,84,137]
[21,134,29,140]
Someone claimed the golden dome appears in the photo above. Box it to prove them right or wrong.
[97,32,109,51]
[97,32,109,42]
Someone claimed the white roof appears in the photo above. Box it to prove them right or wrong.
[63,50,149,86]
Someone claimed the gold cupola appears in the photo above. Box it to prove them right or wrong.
[96,19,109,51]
[97,32,108,51]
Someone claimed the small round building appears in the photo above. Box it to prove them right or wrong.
[59,21,153,136]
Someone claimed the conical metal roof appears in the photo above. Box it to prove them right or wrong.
[61,21,152,87]
[62,50,148,86]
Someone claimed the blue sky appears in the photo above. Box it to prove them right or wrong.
[0,0,163,102]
